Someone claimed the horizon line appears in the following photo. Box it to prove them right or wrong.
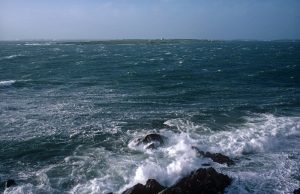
[1,38,300,42]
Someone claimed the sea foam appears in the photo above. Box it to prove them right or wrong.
[0,80,16,87]
[121,114,300,193]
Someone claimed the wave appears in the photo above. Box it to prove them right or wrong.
[122,114,300,193]
[0,80,16,87]
[3,114,299,194]
[24,42,52,46]
[0,54,24,60]
[202,114,300,155]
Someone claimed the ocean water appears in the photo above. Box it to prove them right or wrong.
[0,40,299,194]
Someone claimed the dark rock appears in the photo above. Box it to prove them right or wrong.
[122,179,165,194]
[201,163,211,166]
[121,168,231,194]
[136,133,166,149]
[159,167,232,194]
[159,187,188,194]
[146,143,158,149]
[122,183,146,194]
[294,188,300,194]
[145,179,166,193]
[192,146,235,166]
[5,179,16,189]
[204,152,235,166]
[141,134,165,144]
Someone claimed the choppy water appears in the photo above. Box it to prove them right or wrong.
[0,40,299,194]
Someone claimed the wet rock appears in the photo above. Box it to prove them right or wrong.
[136,133,166,149]
[204,152,235,166]
[122,179,165,194]
[4,179,16,189]
[192,146,235,166]
[294,188,300,194]
[122,183,145,194]
[141,134,165,144]
[121,168,231,194]
[145,179,166,193]
[159,167,232,194]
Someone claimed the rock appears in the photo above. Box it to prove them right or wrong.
[204,152,235,166]
[121,168,231,194]
[122,183,146,194]
[294,188,300,194]
[145,179,166,193]
[122,179,165,194]
[136,133,166,149]
[5,179,16,189]
[146,143,157,149]
[159,167,232,194]
[192,146,235,166]
[141,134,165,144]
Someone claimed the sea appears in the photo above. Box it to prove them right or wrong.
[0,40,299,194]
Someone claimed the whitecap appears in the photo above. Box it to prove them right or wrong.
[0,80,16,87]
[1,54,23,60]
[203,114,300,155]
[24,42,52,46]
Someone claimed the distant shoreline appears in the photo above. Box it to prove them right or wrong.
[0,39,300,43]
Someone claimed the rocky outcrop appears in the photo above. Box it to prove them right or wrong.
[192,146,235,166]
[122,179,165,194]
[159,167,231,194]
[121,168,231,194]
[136,133,166,149]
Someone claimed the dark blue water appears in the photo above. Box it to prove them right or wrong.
[0,40,299,194]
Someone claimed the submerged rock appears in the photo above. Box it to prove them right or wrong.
[294,188,300,194]
[4,179,16,189]
[136,133,166,149]
[192,146,235,166]
[122,179,165,194]
[159,167,232,194]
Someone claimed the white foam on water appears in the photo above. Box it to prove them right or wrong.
[0,54,23,60]
[163,118,212,133]
[67,145,143,194]
[121,130,216,192]
[4,166,56,194]
[225,153,299,194]
[6,114,298,194]
[24,43,52,46]
[0,80,16,86]
[120,114,300,193]
[203,114,300,155]
[4,184,35,194]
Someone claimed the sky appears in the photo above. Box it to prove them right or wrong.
[0,0,299,40]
